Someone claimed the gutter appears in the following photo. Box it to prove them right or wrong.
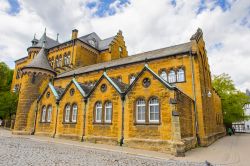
[81,98,88,142]
[120,94,125,146]
[189,50,200,145]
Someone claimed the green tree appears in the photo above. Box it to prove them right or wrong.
[213,73,250,125]
[0,62,13,91]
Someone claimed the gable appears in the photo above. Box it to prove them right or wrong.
[60,80,84,101]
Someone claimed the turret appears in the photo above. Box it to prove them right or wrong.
[13,41,56,134]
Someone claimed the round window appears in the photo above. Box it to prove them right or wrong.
[101,84,107,92]
[70,88,75,96]
[142,78,151,88]
[46,92,50,98]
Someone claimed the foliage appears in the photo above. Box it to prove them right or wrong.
[213,73,250,125]
[0,62,17,119]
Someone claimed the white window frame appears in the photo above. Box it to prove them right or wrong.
[95,102,102,123]
[41,106,46,122]
[149,98,159,123]
[160,70,168,81]
[136,99,146,123]
[177,68,185,82]
[168,70,176,83]
[47,105,52,122]
[105,102,112,123]
[65,105,70,123]
[72,104,77,123]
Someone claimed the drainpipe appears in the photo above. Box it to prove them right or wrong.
[189,50,200,145]
[31,100,39,135]
[81,98,88,142]
[53,100,59,138]
[120,94,125,146]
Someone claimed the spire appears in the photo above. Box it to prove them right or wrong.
[56,33,59,42]
[44,27,47,35]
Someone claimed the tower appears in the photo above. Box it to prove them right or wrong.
[13,41,56,134]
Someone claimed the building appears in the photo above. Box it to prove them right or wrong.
[11,28,225,156]
[233,89,250,133]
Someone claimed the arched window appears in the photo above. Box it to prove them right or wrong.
[72,104,78,123]
[177,68,185,82]
[105,101,112,123]
[64,54,67,66]
[136,99,146,123]
[47,105,52,122]
[168,70,176,83]
[149,98,159,123]
[65,104,70,122]
[41,106,46,122]
[67,53,71,65]
[130,75,136,84]
[56,58,59,68]
[160,70,167,81]
[95,102,102,123]
[59,56,62,67]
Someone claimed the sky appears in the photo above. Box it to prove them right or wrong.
[0,0,249,91]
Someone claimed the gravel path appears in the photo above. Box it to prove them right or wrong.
[0,130,208,166]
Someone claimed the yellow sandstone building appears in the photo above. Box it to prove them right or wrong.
[11,28,225,156]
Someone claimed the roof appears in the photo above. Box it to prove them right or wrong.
[78,32,115,51]
[38,83,63,102]
[29,32,60,49]
[23,47,55,74]
[110,77,129,93]
[57,42,191,78]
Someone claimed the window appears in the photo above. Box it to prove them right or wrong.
[64,54,67,66]
[59,56,62,67]
[142,78,151,88]
[168,70,176,83]
[47,105,52,122]
[119,46,123,57]
[136,99,146,123]
[72,104,77,123]
[130,75,136,84]
[41,106,46,122]
[160,70,167,81]
[65,104,70,122]
[105,102,112,123]
[149,98,159,123]
[177,68,185,82]
[56,58,59,68]
[88,39,96,47]
[95,102,102,123]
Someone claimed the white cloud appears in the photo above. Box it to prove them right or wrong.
[0,0,249,91]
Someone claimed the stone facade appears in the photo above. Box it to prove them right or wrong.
[11,28,225,156]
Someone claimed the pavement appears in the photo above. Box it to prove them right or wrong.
[0,128,249,166]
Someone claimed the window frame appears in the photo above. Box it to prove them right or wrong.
[177,68,185,82]
[47,105,52,122]
[64,104,71,123]
[159,69,168,81]
[136,98,146,123]
[104,101,112,123]
[71,104,78,123]
[148,98,160,123]
[168,69,176,83]
[95,102,102,123]
[41,106,47,122]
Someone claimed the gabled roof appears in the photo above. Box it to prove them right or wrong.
[38,83,62,102]
[60,78,92,99]
[29,32,60,49]
[78,32,115,51]
[87,72,129,97]
[22,47,55,74]
[125,64,176,94]
[57,42,191,78]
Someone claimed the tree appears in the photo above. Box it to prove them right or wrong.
[213,73,250,125]
[0,62,13,91]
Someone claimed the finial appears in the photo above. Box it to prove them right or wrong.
[44,27,46,35]
[33,33,36,39]
[56,33,59,42]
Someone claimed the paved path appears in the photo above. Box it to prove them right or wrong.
[0,128,205,166]
[1,128,250,166]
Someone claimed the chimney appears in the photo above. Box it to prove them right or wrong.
[72,29,78,40]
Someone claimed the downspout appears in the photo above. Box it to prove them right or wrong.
[81,98,88,142]
[120,94,125,146]
[53,100,59,138]
[189,50,200,145]
[31,100,39,135]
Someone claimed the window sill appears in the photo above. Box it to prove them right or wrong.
[39,122,51,124]
[62,122,77,124]
[93,122,112,125]
[134,122,161,126]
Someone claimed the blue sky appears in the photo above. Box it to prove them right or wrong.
[0,0,250,90]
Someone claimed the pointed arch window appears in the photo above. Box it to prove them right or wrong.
[41,106,46,122]
[95,102,102,123]
[168,70,176,83]
[136,99,146,123]
[65,104,70,122]
[149,98,159,123]
[47,105,52,122]
[72,104,78,122]
[105,101,112,123]
[160,70,167,81]
[177,68,185,82]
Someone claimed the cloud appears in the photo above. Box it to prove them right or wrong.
[0,0,249,91]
